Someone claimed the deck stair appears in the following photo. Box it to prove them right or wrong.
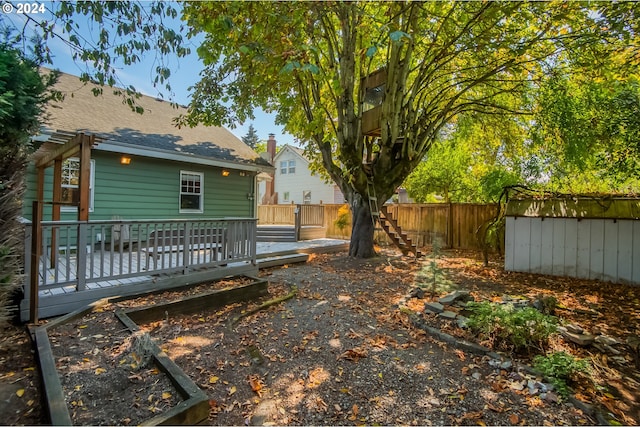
[256,225,296,242]
[366,176,422,258]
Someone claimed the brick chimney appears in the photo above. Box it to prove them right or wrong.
[263,134,277,204]
[267,133,277,164]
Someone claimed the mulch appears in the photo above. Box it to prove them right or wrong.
[0,247,638,425]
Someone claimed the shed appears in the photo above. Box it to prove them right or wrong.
[504,195,640,285]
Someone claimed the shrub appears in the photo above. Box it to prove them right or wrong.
[334,204,351,237]
[466,301,558,353]
[533,351,591,397]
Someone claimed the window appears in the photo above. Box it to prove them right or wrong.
[180,171,203,213]
[61,158,95,212]
[303,190,311,204]
[280,161,288,175]
[283,191,290,202]
[288,160,296,174]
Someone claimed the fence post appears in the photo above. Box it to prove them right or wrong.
[447,203,454,248]
[29,201,42,324]
[294,205,301,241]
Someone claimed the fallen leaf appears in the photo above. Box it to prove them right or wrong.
[248,375,263,397]
[94,367,106,375]
[338,347,368,361]
[162,392,172,400]
[15,389,25,398]
[210,376,219,384]
[454,349,466,361]
[509,414,519,424]
[78,325,88,329]
[229,385,237,395]
[348,404,359,421]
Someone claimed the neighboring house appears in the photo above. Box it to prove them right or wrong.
[272,144,345,205]
[23,71,273,222]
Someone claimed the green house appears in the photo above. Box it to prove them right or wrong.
[23,71,273,223]
[20,71,276,321]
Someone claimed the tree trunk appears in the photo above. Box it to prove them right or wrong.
[348,196,377,258]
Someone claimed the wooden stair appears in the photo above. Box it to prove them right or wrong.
[378,206,422,258]
[365,174,422,258]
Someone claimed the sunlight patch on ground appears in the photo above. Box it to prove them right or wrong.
[165,335,213,359]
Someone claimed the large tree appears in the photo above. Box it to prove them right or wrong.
[5,1,637,257]
[180,1,624,257]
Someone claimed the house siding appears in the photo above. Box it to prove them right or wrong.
[23,150,254,221]
[273,147,342,204]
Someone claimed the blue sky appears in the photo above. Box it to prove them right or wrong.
[5,1,296,146]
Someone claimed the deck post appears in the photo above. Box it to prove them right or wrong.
[76,222,88,291]
[29,201,42,324]
[183,221,191,274]
[250,219,257,266]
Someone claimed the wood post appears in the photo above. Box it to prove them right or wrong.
[29,201,43,324]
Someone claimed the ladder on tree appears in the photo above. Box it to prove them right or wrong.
[366,176,422,258]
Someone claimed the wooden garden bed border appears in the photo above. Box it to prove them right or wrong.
[33,276,268,425]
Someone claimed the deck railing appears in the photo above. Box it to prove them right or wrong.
[24,217,257,295]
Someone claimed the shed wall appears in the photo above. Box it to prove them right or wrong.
[505,217,640,285]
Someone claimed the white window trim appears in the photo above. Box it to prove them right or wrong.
[179,170,204,214]
[61,158,95,213]
[280,160,288,175]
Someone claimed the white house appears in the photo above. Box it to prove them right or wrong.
[273,144,345,205]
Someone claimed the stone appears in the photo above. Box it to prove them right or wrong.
[408,287,425,299]
[500,360,513,370]
[565,323,584,334]
[439,290,473,306]
[472,372,483,380]
[544,392,559,403]
[560,330,595,346]
[424,302,444,314]
[594,335,619,346]
[456,316,469,329]
[439,310,457,320]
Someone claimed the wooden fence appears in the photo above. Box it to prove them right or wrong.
[258,203,498,249]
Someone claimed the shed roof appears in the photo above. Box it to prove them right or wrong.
[35,70,273,173]
[506,197,640,220]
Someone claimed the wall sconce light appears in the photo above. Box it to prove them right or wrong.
[120,156,132,165]
[222,169,230,177]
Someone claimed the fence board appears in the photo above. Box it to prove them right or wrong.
[258,203,498,250]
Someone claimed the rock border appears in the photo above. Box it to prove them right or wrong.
[403,291,613,426]
[34,276,268,425]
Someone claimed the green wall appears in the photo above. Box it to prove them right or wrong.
[22,151,255,221]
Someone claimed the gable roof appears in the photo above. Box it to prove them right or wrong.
[34,70,273,173]
[272,144,308,165]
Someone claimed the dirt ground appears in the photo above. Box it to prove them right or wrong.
[0,247,639,425]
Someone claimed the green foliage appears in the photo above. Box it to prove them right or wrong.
[1,1,190,110]
[0,44,56,324]
[533,352,591,398]
[466,301,558,354]
[241,124,260,150]
[531,72,640,193]
[416,239,455,296]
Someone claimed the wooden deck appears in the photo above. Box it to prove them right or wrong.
[21,216,349,321]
